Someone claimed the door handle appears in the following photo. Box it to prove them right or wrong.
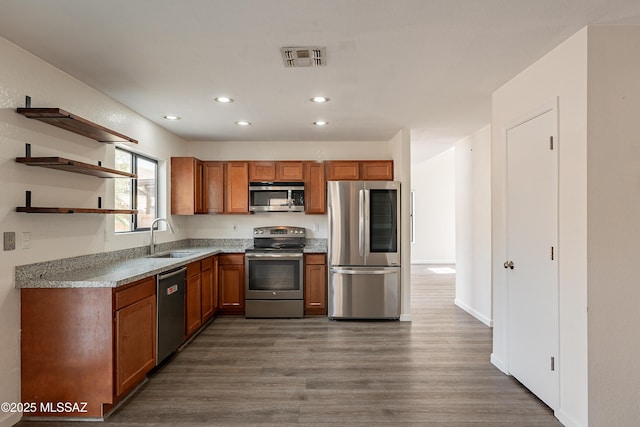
[503,261,514,270]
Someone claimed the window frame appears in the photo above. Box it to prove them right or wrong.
[115,147,159,233]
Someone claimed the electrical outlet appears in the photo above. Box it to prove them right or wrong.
[4,232,15,250]
[233,224,238,232]
[313,223,320,232]
[22,232,31,249]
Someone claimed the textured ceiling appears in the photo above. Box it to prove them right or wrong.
[1,0,640,146]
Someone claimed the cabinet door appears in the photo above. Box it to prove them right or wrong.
[225,162,249,213]
[115,294,156,398]
[304,254,327,315]
[249,161,276,181]
[204,161,224,213]
[201,257,214,322]
[212,256,219,314]
[219,254,245,314]
[276,161,304,181]
[326,161,360,181]
[304,161,326,214]
[361,160,394,180]
[171,157,203,215]
[185,273,202,338]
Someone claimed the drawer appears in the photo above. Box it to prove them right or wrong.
[115,276,156,310]
[186,261,201,278]
[305,254,326,265]
[219,254,244,265]
[201,256,214,271]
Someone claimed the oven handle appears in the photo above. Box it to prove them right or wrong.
[246,253,304,259]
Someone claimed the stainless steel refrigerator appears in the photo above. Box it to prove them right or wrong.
[327,181,401,320]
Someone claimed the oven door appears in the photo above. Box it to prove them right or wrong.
[245,252,304,299]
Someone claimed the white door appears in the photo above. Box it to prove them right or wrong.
[506,106,559,409]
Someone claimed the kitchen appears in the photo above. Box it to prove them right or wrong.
[3,2,640,427]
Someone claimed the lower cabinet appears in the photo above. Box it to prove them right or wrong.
[218,253,245,314]
[21,276,157,418]
[185,260,202,338]
[304,253,327,315]
[201,255,218,322]
[114,277,156,398]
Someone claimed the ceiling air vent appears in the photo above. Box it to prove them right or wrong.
[280,46,326,68]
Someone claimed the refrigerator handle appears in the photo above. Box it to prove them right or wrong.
[359,189,365,257]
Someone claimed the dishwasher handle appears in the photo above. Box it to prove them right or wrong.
[158,266,187,281]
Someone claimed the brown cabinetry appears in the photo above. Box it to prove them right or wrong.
[304,161,326,214]
[114,277,156,398]
[218,253,245,314]
[304,254,327,315]
[249,161,304,182]
[171,157,205,215]
[326,160,360,180]
[21,276,156,418]
[185,261,202,338]
[361,160,394,180]
[201,255,218,321]
[276,161,304,181]
[326,160,394,181]
[203,161,224,213]
[225,162,249,213]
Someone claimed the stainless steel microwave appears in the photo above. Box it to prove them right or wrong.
[249,182,304,212]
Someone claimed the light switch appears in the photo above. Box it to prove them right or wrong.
[4,232,15,251]
[22,232,31,249]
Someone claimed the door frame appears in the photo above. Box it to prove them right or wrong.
[499,98,560,402]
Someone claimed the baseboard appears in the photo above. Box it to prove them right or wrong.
[0,411,22,427]
[490,353,508,374]
[555,408,585,427]
[410,260,456,265]
[399,314,412,322]
[454,298,492,326]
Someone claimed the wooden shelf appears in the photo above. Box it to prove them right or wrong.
[16,108,138,144]
[17,207,138,214]
[16,157,137,179]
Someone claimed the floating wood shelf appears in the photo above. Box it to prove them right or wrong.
[16,207,137,214]
[16,191,137,215]
[16,157,137,179]
[16,107,138,144]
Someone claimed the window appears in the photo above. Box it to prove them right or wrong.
[115,148,158,232]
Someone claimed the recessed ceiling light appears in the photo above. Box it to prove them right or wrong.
[215,96,234,103]
[235,120,251,126]
[163,115,181,120]
[310,96,329,103]
[313,120,328,126]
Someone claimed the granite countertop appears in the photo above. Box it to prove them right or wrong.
[15,238,327,289]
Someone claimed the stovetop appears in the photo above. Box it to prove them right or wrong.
[249,226,306,252]
[245,247,304,254]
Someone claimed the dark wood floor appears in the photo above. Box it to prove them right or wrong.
[18,265,562,426]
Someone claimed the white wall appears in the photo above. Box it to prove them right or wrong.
[491,28,588,427]
[0,36,189,427]
[586,26,640,426]
[454,125,492,326]
[388,129,412,321]
[410,147,456,264]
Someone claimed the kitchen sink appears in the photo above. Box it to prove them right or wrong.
[148,251,197,259]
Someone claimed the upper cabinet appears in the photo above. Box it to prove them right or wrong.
[360,160,394,180]
[225,162,249,214]
[249,161,304,182]
[203,161,224,214]
[171,157,204,215]
[326,160,394,181]
[304,161,326,214]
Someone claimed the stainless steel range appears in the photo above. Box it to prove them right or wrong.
[245,226,306,318]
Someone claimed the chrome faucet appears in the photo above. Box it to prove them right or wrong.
[150,218,174,255]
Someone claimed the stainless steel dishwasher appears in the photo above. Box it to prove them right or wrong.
[156,266,186,365]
